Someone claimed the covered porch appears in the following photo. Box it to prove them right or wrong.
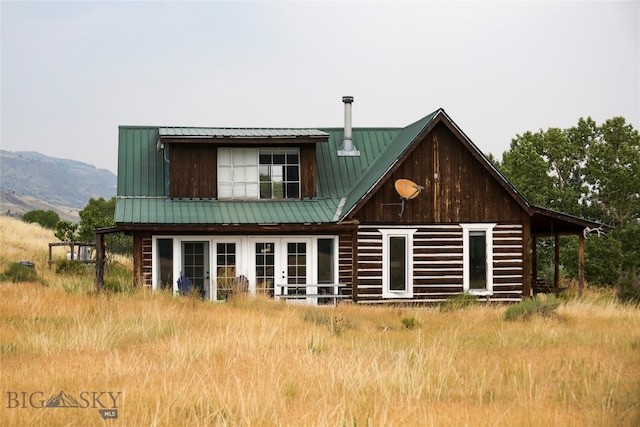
[527,205,608,298]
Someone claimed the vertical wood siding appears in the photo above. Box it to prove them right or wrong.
[169,144,217,198]
[356,224,523,303]
[357,122,528,225]
[300,144,317,199]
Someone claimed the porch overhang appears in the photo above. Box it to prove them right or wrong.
[528,204,609,299]
[529,205,609,236]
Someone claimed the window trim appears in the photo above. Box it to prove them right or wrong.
[380,228,416,299]
[460,223,496,296]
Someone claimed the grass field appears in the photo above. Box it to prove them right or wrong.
[1,216,639,426]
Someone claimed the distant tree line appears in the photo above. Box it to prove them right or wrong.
[492,116,639,289]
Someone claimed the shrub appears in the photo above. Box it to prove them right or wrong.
[440,293,478,312]
[55,259,87,275]
[0,262,40,283]
[22,209,60,229]
[617,271,640,305]
[504,299,537,321]
[401,316,421,330]
[504,295,560,321]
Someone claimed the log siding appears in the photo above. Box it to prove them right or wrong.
[356,223,524,303]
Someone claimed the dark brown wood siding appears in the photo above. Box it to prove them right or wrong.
[169,144,217,198]
[300,144,317,198]
[357,122,529,224]
[492,224,524,300]
[338,231,354,297]
[356,224,523,303]
[168,143,316,199]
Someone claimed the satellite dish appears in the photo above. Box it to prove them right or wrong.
[395,179,424,200]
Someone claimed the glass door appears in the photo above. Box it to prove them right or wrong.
[250,238,313,303]
[283,241,308,299]
[181,241,210,299]
[254,242,275,297]
[214,242,238,301]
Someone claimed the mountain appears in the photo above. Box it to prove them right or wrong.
[0,150,117,220]
[0,188,80,222]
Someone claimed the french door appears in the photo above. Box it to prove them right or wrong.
[153,235,336,304]
[249,238,314,303]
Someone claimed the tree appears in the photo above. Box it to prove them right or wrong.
[78,197,132,255]
[78,197,116,242]
[54,220,79,242]
[500,125,590,216]
[586,117,640,228]
[498,117,640,286]
[22,209,60,229]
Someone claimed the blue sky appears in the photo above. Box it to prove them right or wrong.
[1,1,638,174]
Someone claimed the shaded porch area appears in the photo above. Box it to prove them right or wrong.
[528,205,607,298]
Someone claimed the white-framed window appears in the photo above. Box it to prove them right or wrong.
[380,228,416,298]
[461,223,496,296]
[218,147,300,199]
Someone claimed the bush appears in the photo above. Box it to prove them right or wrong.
[617,271,640,305]
[440,293,478,312]
[401,316,421,330]
[504,298,537,321]
[22,209,60,229]
[55,259,87,275]
[504,295,561,321]
[0,262,40,283]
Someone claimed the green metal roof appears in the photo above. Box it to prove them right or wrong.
[115,112,439,225]
[316,127,402,199]
[117,127,166,197]
[159,127,328,138]
[115,198,339,224]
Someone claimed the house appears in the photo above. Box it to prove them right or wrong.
[97,97,603,303]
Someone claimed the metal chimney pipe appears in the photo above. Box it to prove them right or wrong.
[338,96,360,156]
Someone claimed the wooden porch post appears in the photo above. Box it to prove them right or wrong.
[554,234,561,287]
[532,236,538,284]
[95,233,105,293]
[578,233,585,299]
[133,233,143,288]
[523,221,531,297]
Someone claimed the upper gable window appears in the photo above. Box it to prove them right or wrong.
[218,147,300,200]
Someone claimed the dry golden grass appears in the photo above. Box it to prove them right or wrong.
[1,216,639,426]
